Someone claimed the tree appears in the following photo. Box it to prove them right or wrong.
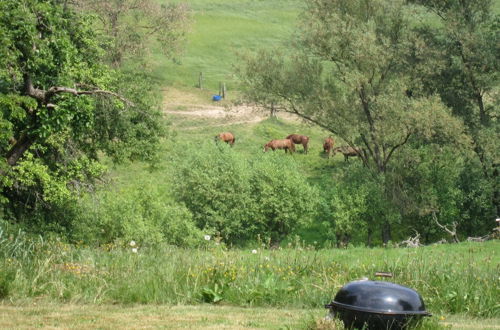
[73,0,190,67]
[408,0,499,217]
[0,0,166,223]
[238,0,463,243]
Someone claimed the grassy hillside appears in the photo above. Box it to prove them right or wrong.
[152,0,302,91]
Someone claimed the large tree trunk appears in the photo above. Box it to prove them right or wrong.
[6,134,34,166]
[382,221,392,245]
[366,227,373,247]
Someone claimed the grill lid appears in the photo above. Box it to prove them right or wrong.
[326,280,430,315]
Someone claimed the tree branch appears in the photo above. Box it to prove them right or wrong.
[383,128,412,170]
[277,95,341,136]
[433,212,460,243]
[46,86,135,106]
[5,73,135,168]
[5,133,34,166]
[23,72,134,107]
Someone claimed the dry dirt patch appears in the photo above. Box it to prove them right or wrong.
[161,87,297,129]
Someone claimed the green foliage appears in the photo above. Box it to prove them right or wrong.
[172,142,318,244]
[75,0,191,68]
[320,163,401,246]
[0,266,14,299]
[251,153,319,243]
[71,186,201,247]
[392,145,465,240]
[0,0,168,227]
[202,283,224,304]
[408,0,500,215]
[172,143,255,242]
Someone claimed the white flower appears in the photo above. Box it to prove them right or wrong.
[264,256,270,261]
[129,240,136,247]
[204,235,211,241]
[251,249,257,254]
[131,248,138,253]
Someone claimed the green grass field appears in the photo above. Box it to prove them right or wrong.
[2,239,500,328]
[1,225,499,328]
[151,0,302,91]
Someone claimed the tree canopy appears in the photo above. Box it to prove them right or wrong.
[0,0,167,222]
[73,0,190,67]
[238,0,499,243]
[239,0,464,173]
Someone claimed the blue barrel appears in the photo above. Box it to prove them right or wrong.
[212,95,222,101]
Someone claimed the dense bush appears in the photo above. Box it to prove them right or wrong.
[318,162,401,247]
[71,186,201,247]
[172,142,319,245]
[392,145,466,242]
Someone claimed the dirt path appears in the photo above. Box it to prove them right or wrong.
[162,88,298,129]
[164,105,267,129]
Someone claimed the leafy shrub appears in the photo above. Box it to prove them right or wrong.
[172,142,318,244]
[320,162,401,247]
[172,142,255,242]
[392,145,472,242]
[250,153,319,243]
[71,186,201,247]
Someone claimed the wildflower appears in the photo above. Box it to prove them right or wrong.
[252,249,257,254]
[129,240,136,247]
[264,256,270,261]
[131,248,138,253]
[204,235,211,241]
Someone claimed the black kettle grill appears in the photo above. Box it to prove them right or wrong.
[325,279,431,329]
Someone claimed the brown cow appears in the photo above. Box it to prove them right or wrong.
[214,132,235,146]
[333,146,362,161]
[286,134,309,154]
[263,139,295,153]
[323,136,335,158]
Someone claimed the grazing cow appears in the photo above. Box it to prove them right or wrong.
[263,139,295,153]
[323,136,335,158]
[214,132,235,146]
[333,146,362,161]
[286,134,309,154]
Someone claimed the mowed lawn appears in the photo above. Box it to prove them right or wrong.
[0,304,325,329]
[1,304,500,329]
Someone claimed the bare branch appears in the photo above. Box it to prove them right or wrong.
[400,231,422,247]
[433,212,460,243]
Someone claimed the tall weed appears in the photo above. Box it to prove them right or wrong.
[0,225,497,319]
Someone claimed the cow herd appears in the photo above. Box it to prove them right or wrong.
[214,131,362,160]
